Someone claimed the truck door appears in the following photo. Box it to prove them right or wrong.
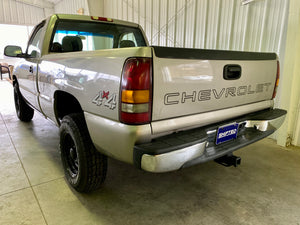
[17,21,45,111]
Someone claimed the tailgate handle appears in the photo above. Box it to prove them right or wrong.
[223,65,241,80]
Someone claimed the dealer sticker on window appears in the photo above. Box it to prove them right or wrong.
[216,123,239,145]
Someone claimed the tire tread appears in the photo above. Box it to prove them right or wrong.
[14,84,34,122]
[60,113,107,193]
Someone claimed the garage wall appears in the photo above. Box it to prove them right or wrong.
[54,0,90,15]
[104,0,288,58]
[0,0,45,25]
[276,0,300,147]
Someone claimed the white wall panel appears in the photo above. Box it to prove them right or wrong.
[54,0,90,15]
[0,0,45,25]
[174,0,185,47]
[104,0,289,57]
[194,0,207,48]
[166,0,176,47]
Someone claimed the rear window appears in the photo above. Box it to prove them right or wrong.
[50,20,146,53]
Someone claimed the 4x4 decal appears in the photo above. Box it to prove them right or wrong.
[92,91,117,110]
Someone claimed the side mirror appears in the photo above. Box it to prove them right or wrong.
[4,45,23,57]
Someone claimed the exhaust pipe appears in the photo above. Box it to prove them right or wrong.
[214,154,241,167]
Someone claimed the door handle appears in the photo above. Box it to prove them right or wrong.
[223,64,241,80]
[29,66,33,73]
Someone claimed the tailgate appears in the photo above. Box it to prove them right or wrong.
[151,46,277,121]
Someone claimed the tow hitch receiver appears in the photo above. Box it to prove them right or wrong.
[214,154,241,167]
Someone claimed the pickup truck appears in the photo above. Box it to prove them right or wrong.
[4,14,286,193]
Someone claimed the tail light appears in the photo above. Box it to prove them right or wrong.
[272,60,280,99]
[120,58,152,124]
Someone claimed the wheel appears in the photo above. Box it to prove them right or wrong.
[59,113,107,193]
[14,84,34,122]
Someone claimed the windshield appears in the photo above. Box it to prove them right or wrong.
[50,20,147,53]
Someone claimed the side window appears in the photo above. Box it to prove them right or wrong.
[119,33,137,48]
[27,22,45,58]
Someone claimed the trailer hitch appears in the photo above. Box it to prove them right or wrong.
[214,154,241,167]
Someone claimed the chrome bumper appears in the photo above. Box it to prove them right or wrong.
[138,109,286,173]
[141,142,206,172]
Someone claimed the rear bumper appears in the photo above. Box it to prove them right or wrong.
[134,108,286,173]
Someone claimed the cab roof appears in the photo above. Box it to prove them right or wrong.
[51,14,140,28]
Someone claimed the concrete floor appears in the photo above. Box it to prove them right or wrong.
[1,78,300,225]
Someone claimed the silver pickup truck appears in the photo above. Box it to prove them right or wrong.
[5,14,286,192]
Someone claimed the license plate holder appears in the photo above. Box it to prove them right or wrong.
[216,123,239,145]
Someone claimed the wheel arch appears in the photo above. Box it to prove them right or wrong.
[54,90,83,125]
[12,75,18,86]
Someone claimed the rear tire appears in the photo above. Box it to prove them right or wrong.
[14,84,34,122]
[59,113,107,193]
